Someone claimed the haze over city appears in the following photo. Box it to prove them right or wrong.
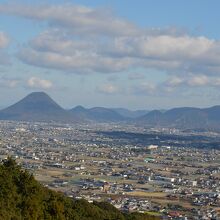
[0,0,220,110]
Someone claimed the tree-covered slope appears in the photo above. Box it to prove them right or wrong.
[0,158,159,220]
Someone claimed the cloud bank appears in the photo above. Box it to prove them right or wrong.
[27,77,53,89]
[0,4,219,74]
[1,3,220,95]
[0,32,9,48]
[0,31,10,65]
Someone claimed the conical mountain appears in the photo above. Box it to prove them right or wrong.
[0,92,74,122]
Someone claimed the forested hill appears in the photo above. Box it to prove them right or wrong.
[0,158,159,220]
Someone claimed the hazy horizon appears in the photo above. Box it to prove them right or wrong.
[1,91,220,112]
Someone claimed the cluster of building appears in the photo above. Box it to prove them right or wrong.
[0,120,220,219]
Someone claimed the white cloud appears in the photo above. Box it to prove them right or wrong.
[96,84,119,94]
[164,74,220,90]
[19,46,136,73]
[0,76,53,90]
[187,75,209,86]
[0,76,20,88]
[130,74,220,97]
[107,35,220,74]
[20,28,219,75]
[109,35,213,58]
[0,31,10,65]
[0,4,138,37]
[0,32,9,48]
[1,3,220,81]
[133,82,156,95]
[170,75,210,87]
[16,27,220,76]
[27,77,53,89]
[167,76,184,87]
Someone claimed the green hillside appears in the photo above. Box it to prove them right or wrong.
[0,158,160,220]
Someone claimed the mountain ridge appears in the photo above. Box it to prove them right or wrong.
[69,106,125,122]
[137,106,220,130]
[1,92,220,130]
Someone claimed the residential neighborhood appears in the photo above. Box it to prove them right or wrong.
[0,120,220,219]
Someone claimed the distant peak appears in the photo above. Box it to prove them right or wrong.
[71,105,87,112]
[22,92,54,102]
[74,105,86,110]
[27,91,49,97]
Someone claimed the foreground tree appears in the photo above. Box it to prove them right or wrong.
[0,158,160,220]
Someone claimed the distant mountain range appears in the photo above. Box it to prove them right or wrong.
[110,108,149,118]
[137,106,220,130]
[0,92,148,123]
[1,92,220,130]
[70,106,124,122]
[0,92,128,123]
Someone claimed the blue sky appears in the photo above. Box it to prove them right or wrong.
[0,0,220,110]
